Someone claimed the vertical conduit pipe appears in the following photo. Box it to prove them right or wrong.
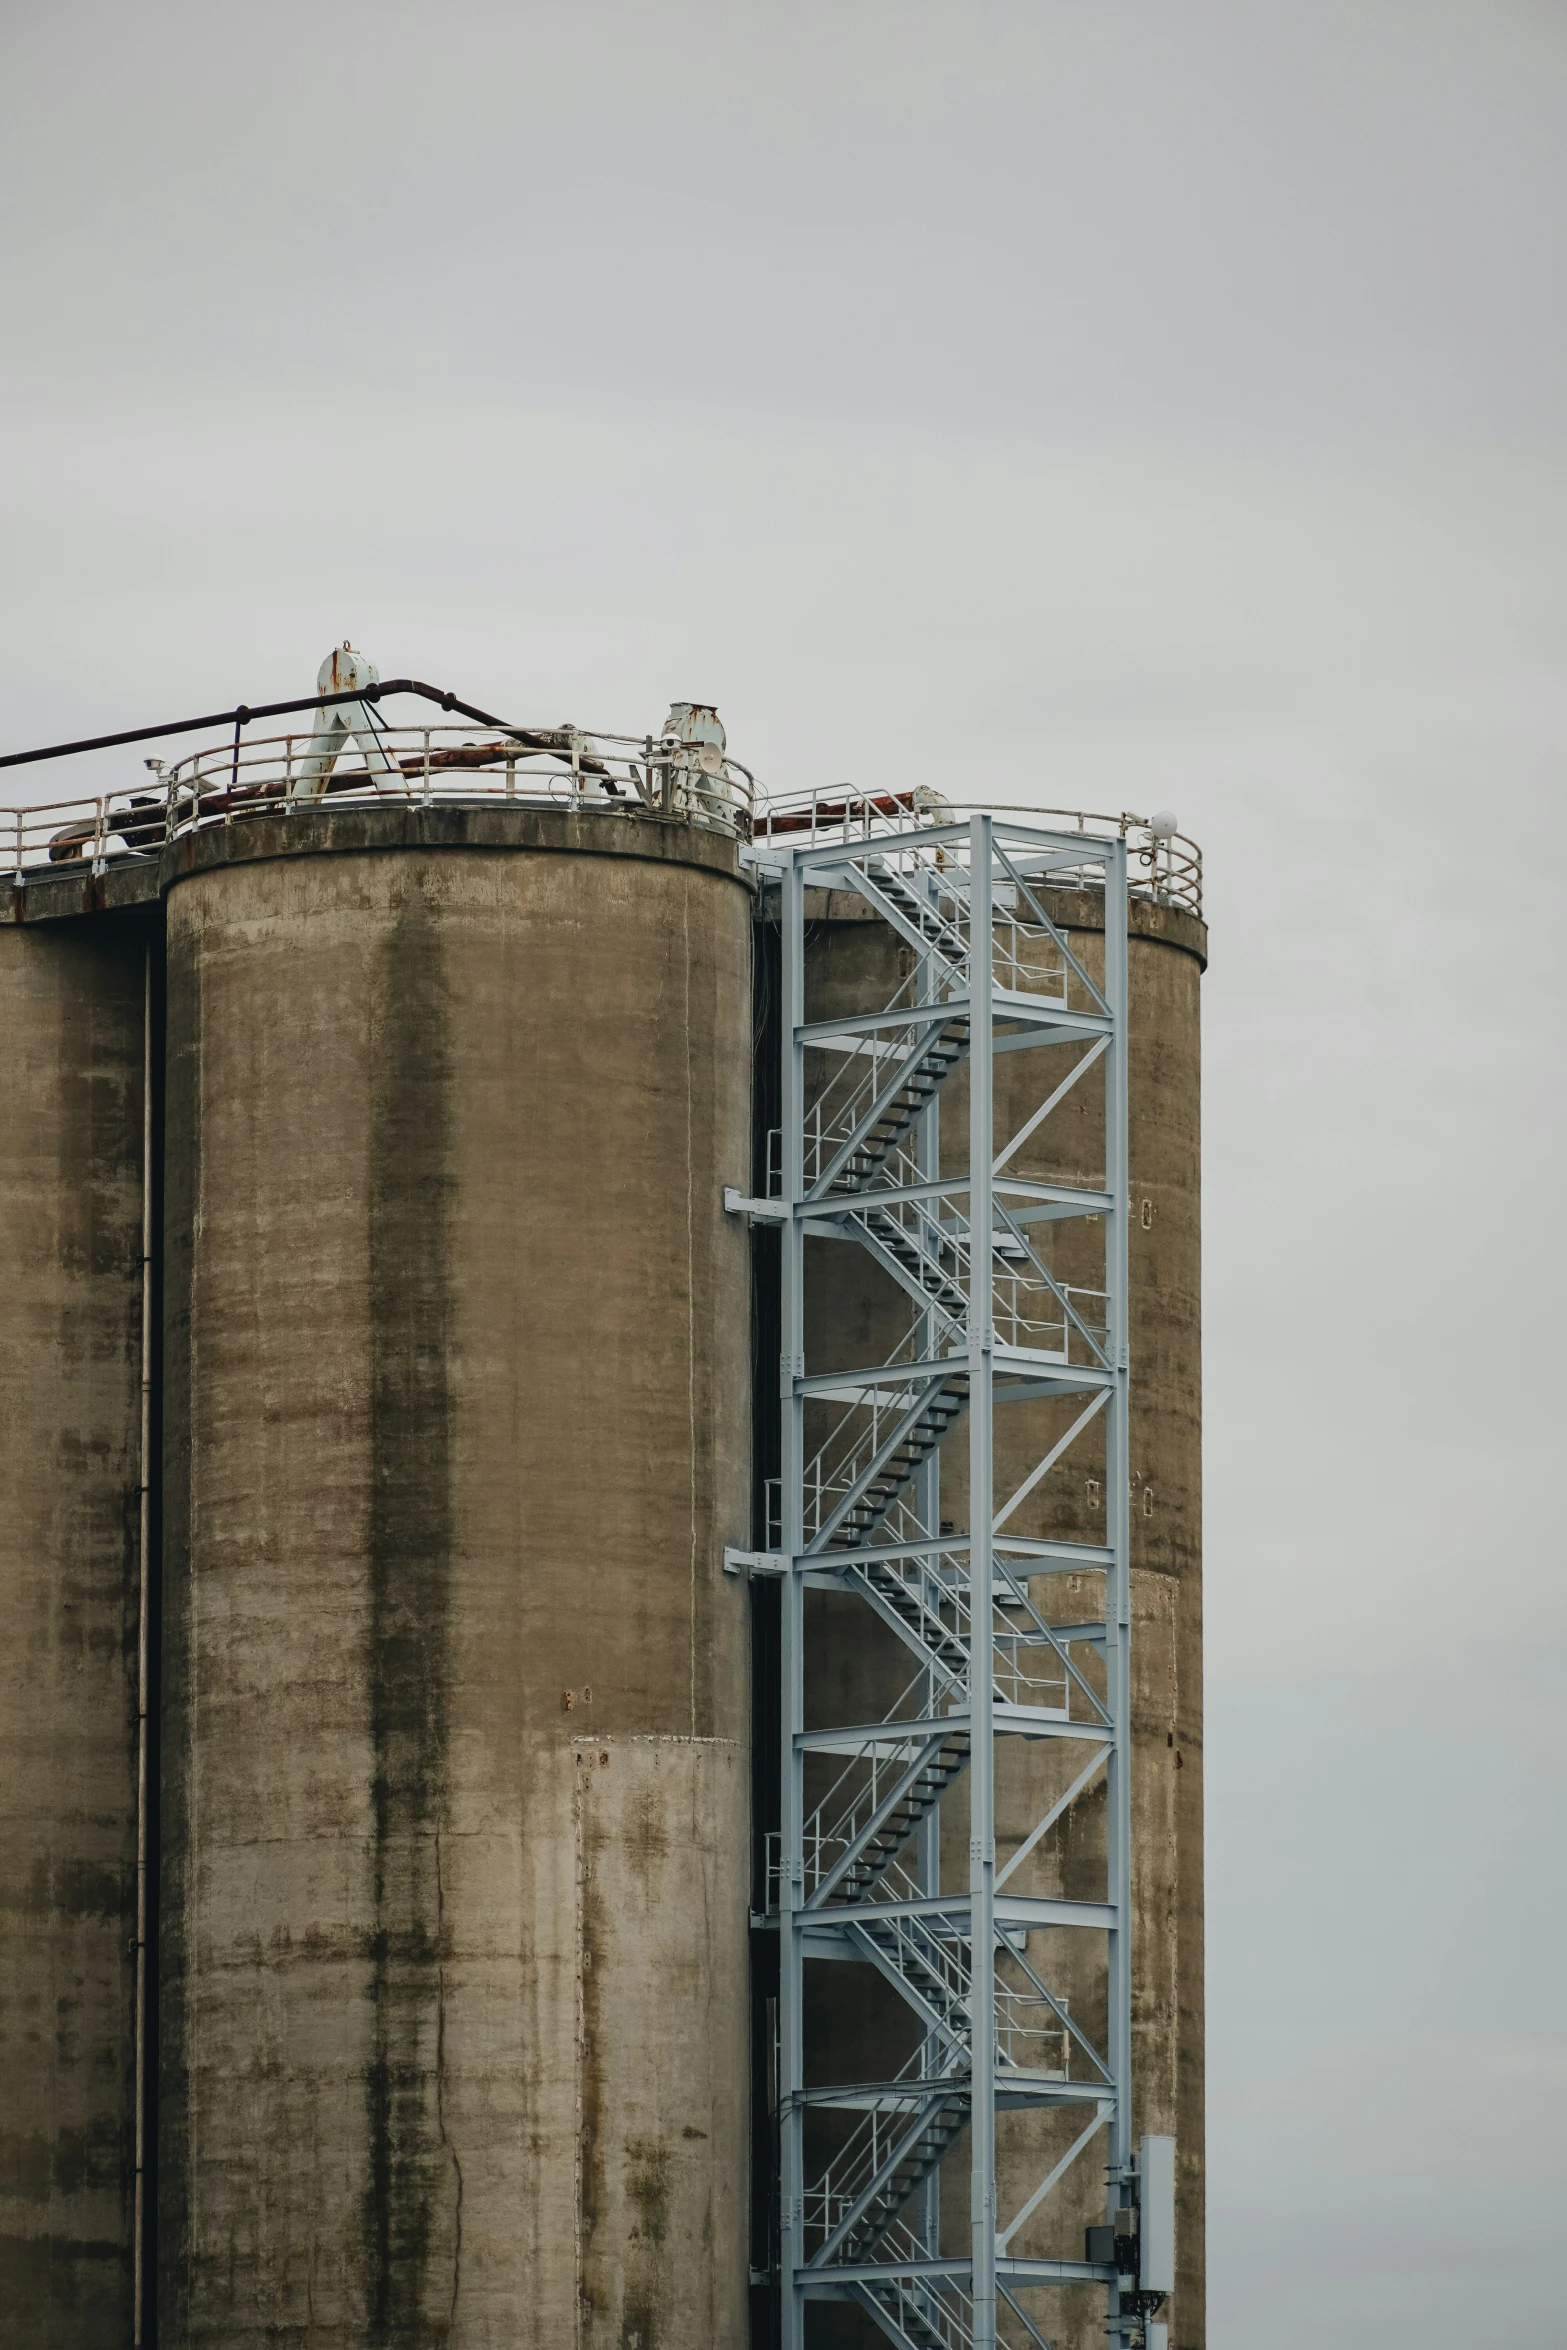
[133,941,154,2345]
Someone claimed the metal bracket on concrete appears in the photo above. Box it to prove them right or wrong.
[723,1187,789,1223]
[723,1546,790,1579]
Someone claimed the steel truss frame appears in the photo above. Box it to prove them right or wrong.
[734,815,1138,2350]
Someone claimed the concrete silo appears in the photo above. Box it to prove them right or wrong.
[0,675,761,2343]
[156,799,754,2344]
[0,911,150,2345]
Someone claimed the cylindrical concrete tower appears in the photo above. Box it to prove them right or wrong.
[157,803,753,2345]
[795,871,1205,2350]
[0,915,148,2345]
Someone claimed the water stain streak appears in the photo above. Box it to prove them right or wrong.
[365,884,459,2342]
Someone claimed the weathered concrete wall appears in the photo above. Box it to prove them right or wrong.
[798,887,1205,2350]
[0,917,146,2345]
[159,812,753,2345]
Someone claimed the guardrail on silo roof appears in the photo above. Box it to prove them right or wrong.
[3,722,759,881]
[3,698,1200,918]
[753,787,1202,917]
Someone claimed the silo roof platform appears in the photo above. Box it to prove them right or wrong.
[3,711,758,924]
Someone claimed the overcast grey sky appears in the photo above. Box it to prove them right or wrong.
[4,4,1565,2341]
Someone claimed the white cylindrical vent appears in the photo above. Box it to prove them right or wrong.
[1139,2134,1176,2294]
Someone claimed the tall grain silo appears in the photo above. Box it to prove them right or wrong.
[0,674,760,2346]
[0,910,151,2345]
[156,796,755,2343]
[746,804,1204,2350]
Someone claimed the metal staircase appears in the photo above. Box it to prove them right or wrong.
[830,1374,971,1548]
[812,2085,971,2268]
[755,813,1139,2350]
[819,1017,971,1196]
[861,856,970,968]
[824,1729,972,1907]
[839,1551,971,1692]
[856,2275,976,2350]
[858,1201,969,1326]
[850,1911,974,2054]
[848,2098,970,2259]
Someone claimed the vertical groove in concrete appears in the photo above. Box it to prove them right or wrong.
[156,895,197,2345]
[364,894,458,2341]
[0,917,147,2347]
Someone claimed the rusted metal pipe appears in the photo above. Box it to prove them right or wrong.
[758,791,923,836]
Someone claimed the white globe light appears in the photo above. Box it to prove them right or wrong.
[1149,809,1179,842]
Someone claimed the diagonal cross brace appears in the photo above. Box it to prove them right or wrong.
[992,840,1109,1015]
[993,1195,1112,1371]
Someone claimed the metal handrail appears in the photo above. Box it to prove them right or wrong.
[756,786,1202,917]
[4,722,758,878]
[6,758,1201,918]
